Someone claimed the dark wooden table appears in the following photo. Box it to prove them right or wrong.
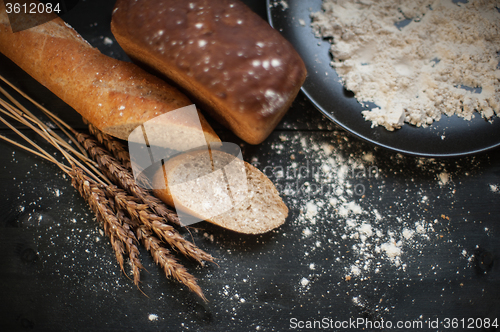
[1,1,499,331]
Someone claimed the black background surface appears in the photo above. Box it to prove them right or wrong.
[0,1,499,331]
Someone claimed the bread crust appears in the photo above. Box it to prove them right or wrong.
[111,0,307,144]
[0,2,220,146]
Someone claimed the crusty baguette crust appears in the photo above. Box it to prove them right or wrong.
[0,2,220,146]
[111,0,307,144]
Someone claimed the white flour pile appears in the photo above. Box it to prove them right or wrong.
[311,0,500,130]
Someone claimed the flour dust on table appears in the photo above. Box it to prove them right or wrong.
[251,130,487,311]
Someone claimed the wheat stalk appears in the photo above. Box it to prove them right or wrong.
[85,120,154,196]
[0,85,179,227]
[76,132,181,226]
[105,184,214,264]
[85,120,132,171]
[0,80,212,300]
[0,97,109,185]
[0,81,89,158]
[0,127,206,297]
[71,167,145,286]
[0,109,143,283]
[116,206,206,300]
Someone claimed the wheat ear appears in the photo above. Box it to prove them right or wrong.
[75,132,181,226]
[105,186,214,264]
[85,120,132,171]
[0,78,212,299]
[137,226,207,301]
[71,167,144,285]
[117,206,206,301]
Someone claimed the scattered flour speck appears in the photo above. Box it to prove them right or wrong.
[274,131,447,282]
[438,172,450,185]
[103,37,113,45]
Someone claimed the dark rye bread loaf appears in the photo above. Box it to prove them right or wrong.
[111,0,307,144]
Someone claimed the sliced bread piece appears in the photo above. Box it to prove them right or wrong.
[152,149,288,234]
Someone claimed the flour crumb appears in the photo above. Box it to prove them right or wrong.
[298,19,306,27]
[380,241,402,260]
[300,277,310,287]
[350,265,361,276]
[361,152,375,163]
[305,201,318,221]
[490,184,499,193]
[276,0,288,10]
[402,228,414,240]
[103,37,113,45]
[438,172,450,185]
[148,314,158,321]
[338,201,363,217]
[415,222,426,234]
[358,223,373,237]
[203,232,215,243]
[275,131,441,284]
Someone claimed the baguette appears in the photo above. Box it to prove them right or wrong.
[0,1,220,149]
[111,0,307,144]
[152,149,288,234]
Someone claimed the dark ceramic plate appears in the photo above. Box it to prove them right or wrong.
[267,0,500,157]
